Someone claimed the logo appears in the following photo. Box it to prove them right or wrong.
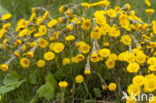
[122,91,155,102]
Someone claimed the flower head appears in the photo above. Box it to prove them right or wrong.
[44,52,55,61]
[75,75,84,84]
[108,83,117,91]
[20,58,30,68]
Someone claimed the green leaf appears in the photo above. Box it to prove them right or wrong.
[14,79,26,88]
[36,73,57,100]
[45,72,57,87]
[36,83,54,100]
[3,73,18,86]
[0,86,15,94]
[3,73,26,88]
[93,88,102,98]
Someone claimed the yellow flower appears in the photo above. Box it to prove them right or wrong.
[99,0,110,7]
[18,29,28,37]
[108,53,118,61]
[66,24,73,31]
[90,26,101,39]
[149,96,156,103]
[39,25,47,35]
[58,81,68,88]
[22,45,27,51]
[125,52,135,63]
[66,9,73,15]
[58,17,65,23]
[120,35,132,45]
[71,57,79,63]
[114,6,120,11]
[105,59,115,69]
[95,15,106,25]
[100,24,110,36]
[98,48,111,58]
[26,51,34,58]
[33,33,42,38]
[32,8,36,13]
[148,65,156,71]
[108,83,117,91]
[94,11,106,25]
[71,17,81,24]
[3,39,7,44]
[108,25,120,37]
[14,51,20,57]
[125,3,131,10]
[127,84,141,96]
[42,11,49,20]
[102,84,108,91]
[2,23,11,29]
[37,60,45,68]
[145,0,151,7]
[53,42,64,53]
[126,96,136,103]
[106,9,117,18]
[145,9,155,14]
[29,13,36,22]
[65,35,75,41]
[103,42,109,47]
[59,5,66,14]
[90,52,100,62]
[78,42,90,54]
[49,32,59,41]
[47,19,57,28]
[81,3,90,8]
[38,38,48,49]
[44,52,55,61]
[119,14,130,31]
[30,42,37,48]
[76,54,85,62]
[81,19,92,30]
[0,64,8,71]
[144,74,156,92]
[36,17,43,26]
[1,14,12,20]
[62,58,70,65]
[132,75,144,86]
[147,57,156,65]
[15,39,22,46]
[127,62,140,73]
[49,42,55,51]
[20,58,30,68]
[135,52,146,64]
[152,21,156,34]
[75,75,84,84]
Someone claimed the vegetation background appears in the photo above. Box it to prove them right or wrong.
[0,0,156,22]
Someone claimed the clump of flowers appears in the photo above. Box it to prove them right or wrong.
[0,0,156,103]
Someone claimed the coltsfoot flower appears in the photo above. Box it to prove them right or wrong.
[127,62,140,73]
[75,75,84,84]
[20,58,30,68]
[58,81,68,89]
[44,52,55,61]
[37,60,45,68]
[108,83,117,91]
